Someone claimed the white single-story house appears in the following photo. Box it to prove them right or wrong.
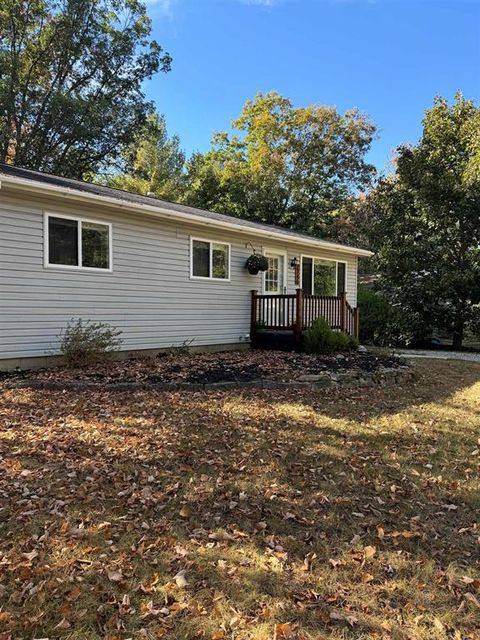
[0,164,372,369]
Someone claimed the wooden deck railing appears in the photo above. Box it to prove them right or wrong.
[251,288,359,342]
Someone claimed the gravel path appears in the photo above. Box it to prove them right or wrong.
[394,349,480,362]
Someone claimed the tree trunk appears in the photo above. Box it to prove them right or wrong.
[452,317,464,351]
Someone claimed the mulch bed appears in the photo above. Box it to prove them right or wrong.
[1,349,405,385]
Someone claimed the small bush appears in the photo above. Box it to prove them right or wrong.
[59,318,123,367]
[303,318,359,354]
[163,339,195,357]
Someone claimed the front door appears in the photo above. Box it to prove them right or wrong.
[263,252,286,294]
[263,252,287,327]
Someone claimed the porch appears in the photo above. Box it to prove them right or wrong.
[250,288,359,348]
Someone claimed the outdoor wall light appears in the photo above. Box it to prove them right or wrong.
[290,256,300,285]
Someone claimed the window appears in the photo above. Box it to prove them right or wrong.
[314,259,336,296]
[301,256,346,296]
[45,213,111,270]
[48,217,78,266]
[337,261,346,295]
[301,258,313,296]
[191,238,230,280]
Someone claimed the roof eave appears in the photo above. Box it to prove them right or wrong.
[0,174,374,258]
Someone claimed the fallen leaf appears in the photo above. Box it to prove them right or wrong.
[179,504,191,518]
[273,622,295,639]
[363,545,376,560]
[107,571,123,583]
[330,611,358,627]
[173,570,188,588]
[433,617,444,631]
[208,530,235,542]
[55,618,71,629]
[464,592,480,608]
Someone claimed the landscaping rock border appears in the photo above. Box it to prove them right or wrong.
[3,363,416,392]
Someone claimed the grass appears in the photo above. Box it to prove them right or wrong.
[0,359,479,639]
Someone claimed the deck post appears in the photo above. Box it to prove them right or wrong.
[250,289,258,341]
[340,291,347,332]
[354,306,360,340]
[294,288,304,346]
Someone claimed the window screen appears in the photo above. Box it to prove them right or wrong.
[212,243,229,279]
[82,222,110,269]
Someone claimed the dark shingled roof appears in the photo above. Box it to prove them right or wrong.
[0,163,371,254]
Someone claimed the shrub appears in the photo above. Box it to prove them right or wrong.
[357,285,403,345]
[303,318,359,354]
[358,285,387,344]
[358,285,422,346]
[59,318,123,367]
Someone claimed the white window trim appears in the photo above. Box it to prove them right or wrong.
[190,236,231,282]
[300,255,347,296]
[262,249,288,294]
[44,211,113,272]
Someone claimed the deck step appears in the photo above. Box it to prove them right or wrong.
[251,330,297,352]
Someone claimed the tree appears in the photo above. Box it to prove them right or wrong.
[0,0,171,178]
[370,94,480,349]
[106,113,186,200]
[182,91,376,237]
[326,195,376,275]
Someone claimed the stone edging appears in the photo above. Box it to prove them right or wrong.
[3,364,416,392]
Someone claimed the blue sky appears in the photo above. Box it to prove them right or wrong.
[144,0,479,175]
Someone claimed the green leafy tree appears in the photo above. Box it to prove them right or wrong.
[106,113,186,200]
[371,94,480,349]
[0,0,171,178]
[182,91,376,236]
[326,195,376,275]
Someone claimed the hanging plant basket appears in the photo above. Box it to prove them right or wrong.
[246,253,269,275]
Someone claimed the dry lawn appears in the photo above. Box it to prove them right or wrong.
[0,359,479,640]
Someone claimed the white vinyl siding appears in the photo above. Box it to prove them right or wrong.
[0,196,359,362]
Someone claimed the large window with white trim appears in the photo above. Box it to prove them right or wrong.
[45,213,111,270]
[301,257,346,296]
[191,238,230,280]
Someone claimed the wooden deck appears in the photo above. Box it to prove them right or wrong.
[250,288,359,346]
